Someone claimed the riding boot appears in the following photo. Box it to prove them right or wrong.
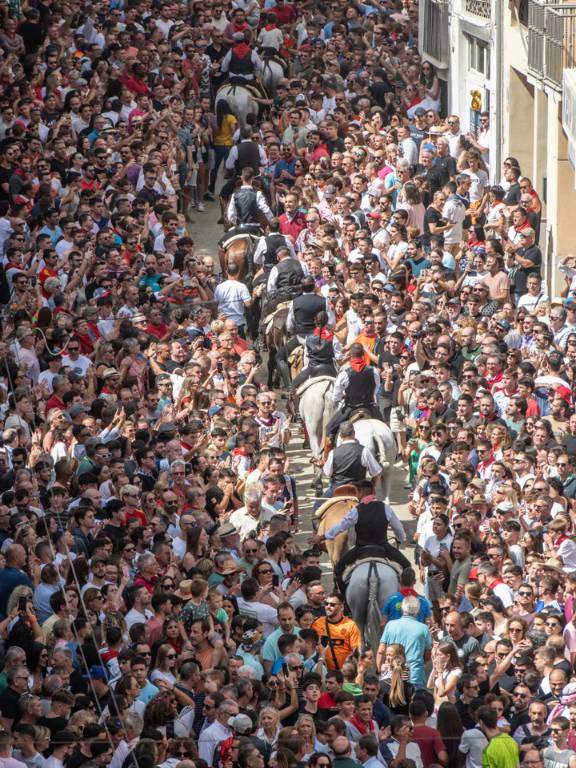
[312,436,333,466]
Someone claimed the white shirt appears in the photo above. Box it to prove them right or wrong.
[214,279,251,325]
[229,506,262,540]
[236,596,279,635]
[459,727,488,768]
[323,440,382,480]
[198,721,231,765]
[60,354,92,376]
[332,366,380,407]
[323,500,406,543]
[225,143,267,172]
[226,185,273,225]
[125,607,154,629]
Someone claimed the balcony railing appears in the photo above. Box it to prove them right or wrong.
[528,0,576,90]
[421,0,450,66]
[464,0,491,18]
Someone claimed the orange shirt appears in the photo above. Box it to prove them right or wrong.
[312,616,362,671]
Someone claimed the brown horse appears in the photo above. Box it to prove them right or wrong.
[315,485,359,569]
[261,300,291,388]
[218,232,255,283]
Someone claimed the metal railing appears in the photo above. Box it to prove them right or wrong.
[528,0,576,89]
[464,0,491,18]
[421,0,450,66]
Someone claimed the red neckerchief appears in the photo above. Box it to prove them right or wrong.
[350,714,375,736]
[350,358,366,373]
[233,447,250,456]
[314,327,334,341]
[264,23,276,30]
[555,534,569,545]
[233,42,251,59]
[360,494,377,503]
[488,577,504,590]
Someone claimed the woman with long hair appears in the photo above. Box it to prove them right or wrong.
[150,643,178,687]
[295,715,321,760]
[257,706,281,750]
[182,525,210,574]
[379,644,413,714]
[428,641,462,705]
[436,702,464,765]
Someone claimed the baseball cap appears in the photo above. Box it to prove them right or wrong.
[414,107,426,117]
[228,714,253,735]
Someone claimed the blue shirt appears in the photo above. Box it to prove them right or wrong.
[273,158,298,188]
[382,590,432,624]
[380,615,432,688]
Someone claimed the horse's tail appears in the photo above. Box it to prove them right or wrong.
[365,562,382,655]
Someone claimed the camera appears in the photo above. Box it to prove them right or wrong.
[412,329,426,339]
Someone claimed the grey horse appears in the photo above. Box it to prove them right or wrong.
[346,560,399,654]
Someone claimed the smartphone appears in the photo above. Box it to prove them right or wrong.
[18,596,27,613]
[281,662,289,677]
[320,636,329,648]
[272,575,279,588]
[217,362,223,373]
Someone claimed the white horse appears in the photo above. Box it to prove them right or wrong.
[346,560,399,654]
[298,376,335,491]
[351,419,397,503]
[261,58,284,98]
[215,84,258,128]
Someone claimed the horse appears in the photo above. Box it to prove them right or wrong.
[215,84,258,128]
[298,376,335,491]
[261,58,284,98]
[346,560,399,654]
[261,301,292,388]
[350,418,397,503]
[218,230,262,285]
[315,485,358,566]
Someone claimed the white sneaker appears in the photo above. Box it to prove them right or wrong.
[196,202,205,212]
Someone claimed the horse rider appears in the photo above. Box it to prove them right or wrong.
[221,126,267,204]
[223,167,273,287]
[286,310,341,414]
[253,218,295,278]
[318,419,380,502]
[320,342,383,463]
[310,478,410,599]
[226,167,273,232]
[221,31,264,91]
[276,275,326,390]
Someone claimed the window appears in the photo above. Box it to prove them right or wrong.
[466,35,491,77]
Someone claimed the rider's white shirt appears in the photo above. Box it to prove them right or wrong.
[322,501,407,544]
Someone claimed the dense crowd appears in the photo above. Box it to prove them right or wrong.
[0,0,574,768]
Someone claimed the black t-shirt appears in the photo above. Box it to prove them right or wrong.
[504,182,521,205]
[0,163,15,203]
[370,81,393,107]
[0,686,22,722]
[514,244,542,294]
[326,137,346,155]
[433,155,457,186]
[423,206,443,245]
[67,749,93,768]
[38,715,69,735]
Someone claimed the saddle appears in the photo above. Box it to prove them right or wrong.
[220,229,262,250]
[262,301,291,330]
[296,374,335,398]
[315,492,358,522]
[341,548,404,584]
[288,344,304,374]
[349,408,373,423]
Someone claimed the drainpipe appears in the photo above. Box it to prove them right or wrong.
[494,0,503,177]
